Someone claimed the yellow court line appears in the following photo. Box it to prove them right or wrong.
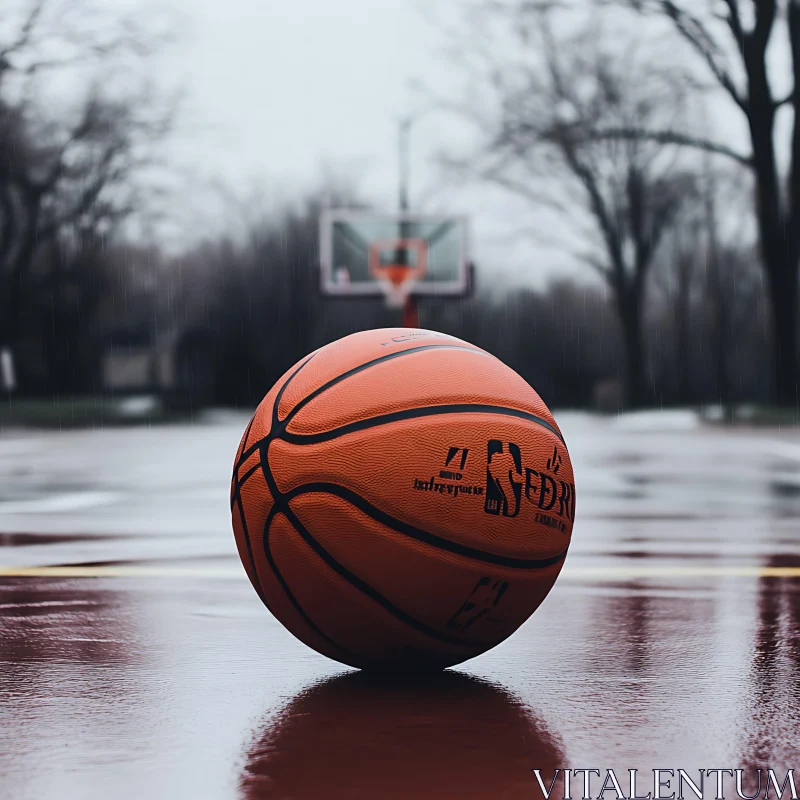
[0,566,240,578]
[564,565,800,579]
[0,565,799,579]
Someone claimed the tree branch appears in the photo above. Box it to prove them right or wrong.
[34,95,119,191]
[589,126,753,166]
[660,0,748,112]
[578,251,614,280]
[636,177,686,283]
[720,0,745,53]
[557,130,628,287]
[0,0,46,62]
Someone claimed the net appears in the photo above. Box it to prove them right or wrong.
[369,238,428,308]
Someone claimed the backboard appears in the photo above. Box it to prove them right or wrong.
[320,210,469,305]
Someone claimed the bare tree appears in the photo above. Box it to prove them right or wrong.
[0,0,175,358]
[702,165,731,408]
[442,5,693,406]
[590,0,800,405]
[651,233,698,403]
[651,162,765,407]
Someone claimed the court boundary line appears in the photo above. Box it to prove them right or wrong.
[0,564,798,579]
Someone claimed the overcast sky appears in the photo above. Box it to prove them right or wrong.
[164,0,444,194]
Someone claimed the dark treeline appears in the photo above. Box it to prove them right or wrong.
[1,184,773,410]
[0,0,789,411]
[23,191,765,411]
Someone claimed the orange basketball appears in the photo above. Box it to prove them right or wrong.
[230,328,575,671]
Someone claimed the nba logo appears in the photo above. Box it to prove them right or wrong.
[484,440,523,517]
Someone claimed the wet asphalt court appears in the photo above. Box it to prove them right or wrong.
[0,411,798,799]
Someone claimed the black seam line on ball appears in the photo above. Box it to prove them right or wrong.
[279,403,564,446]
[229,462,261,511]
[231,412,257,480]
[235,493,268,606]
[263,505,365,663]
[281,344,488,428]
[231,412,256,511]
[280,501,486,649]
[233,351,319,474]
[236,344,488,467]
[258,435,370,662]
[242,412,256,450]
[285,482,570,570]
[273,352,319,428]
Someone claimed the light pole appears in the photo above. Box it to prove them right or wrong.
[397,107,437,213]
[398,116,413,213]
[396,108,436,327]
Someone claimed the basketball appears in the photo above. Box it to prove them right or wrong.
[230,328,575,671]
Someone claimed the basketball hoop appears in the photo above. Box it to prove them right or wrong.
[368,238,428,309]
[319,210,471,329]
[383,281,409,308]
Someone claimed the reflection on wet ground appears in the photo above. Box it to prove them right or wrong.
[0,532,125,548]
[739,555,800,771]
[0,414,798,798]
[242,672,563,799]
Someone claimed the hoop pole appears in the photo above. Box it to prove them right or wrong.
[399,118,411,213]
[402,295,419,328]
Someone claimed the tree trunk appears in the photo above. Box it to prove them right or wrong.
[616,288,647,408]
[711,291,730,408]
[753,176,798,406]
[745,50,799,406]
[766,258,799,407]
[703,181,729,408]
[674,253,692,405]
[1,186,42,352]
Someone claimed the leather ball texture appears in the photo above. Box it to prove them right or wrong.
[230,328,575,671]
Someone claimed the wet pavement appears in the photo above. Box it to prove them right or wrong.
[0,411,798,799]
